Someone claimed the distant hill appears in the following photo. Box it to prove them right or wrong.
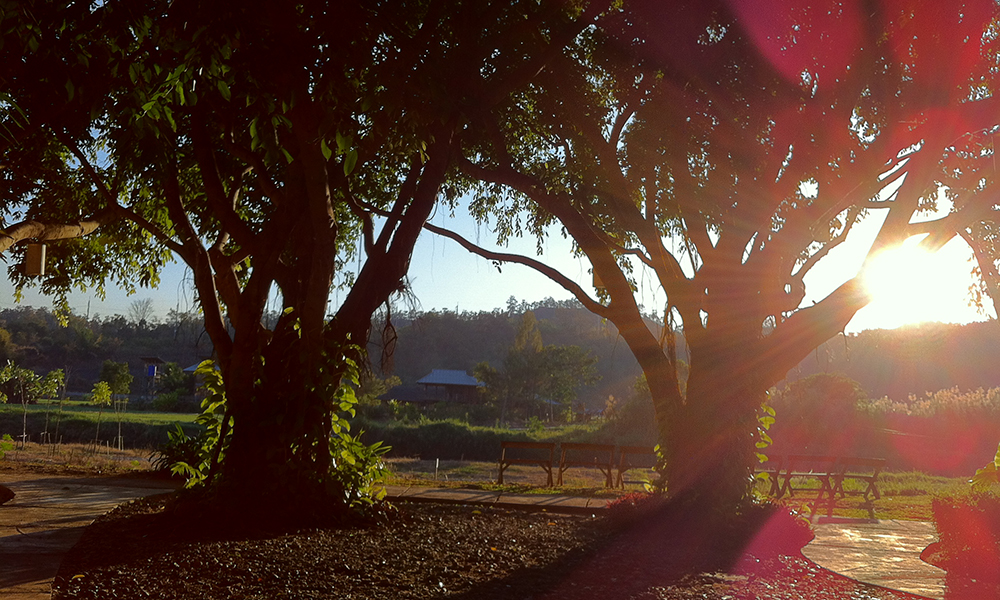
[784,320,1000,399]
[379,305,1000,405]
[4,299,998,404]
[0,306,212,392]
[370,300,653,411]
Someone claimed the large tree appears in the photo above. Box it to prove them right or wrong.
[431,0,1000,507]
[0,0,607,517]
[474,311,599,422]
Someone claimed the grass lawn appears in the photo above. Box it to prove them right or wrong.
[385,457,631,498]
[386,457,976,520]
[0,402,198,425]
[758,470,971,522]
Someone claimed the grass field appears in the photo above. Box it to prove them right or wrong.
[754,469,974,521]
[385,457,981,519]
[0,403,201,448]
[385,457,632,498]
[0,402,198,425]
[1,408,985,522]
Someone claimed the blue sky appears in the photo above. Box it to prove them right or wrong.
[0,207,993,332]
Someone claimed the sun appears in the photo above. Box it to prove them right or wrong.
[859,235,979,329]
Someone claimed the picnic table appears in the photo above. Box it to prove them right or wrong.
[771,454,886,516]
[497,441,652,488]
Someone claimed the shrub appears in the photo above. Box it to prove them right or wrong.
[151,391,181,412]
[605,491,667,526]
[152,424,203,474]
[930,492,1000,596]
[0,433,12,459]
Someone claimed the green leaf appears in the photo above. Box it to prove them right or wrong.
[343,149,358,176]
[335,131,352,153]
[320,139,333,161]
[162,105,176,131]
[217,80,231,101]
[972,462,997,489]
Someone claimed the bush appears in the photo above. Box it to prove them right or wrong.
[604,491,667,526]
[151,391,182,412]
[152,424,203,473]
[930,491,1000,596]
[354,416,626,461]
[354,418,525,461]
[0,433,12,459]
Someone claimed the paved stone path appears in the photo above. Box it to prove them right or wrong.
[0,477,946,599]
[0,473,176,600]
[804,518,945,599]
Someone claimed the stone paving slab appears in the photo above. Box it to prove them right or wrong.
[802,518,945,599]
[0,474,175,600]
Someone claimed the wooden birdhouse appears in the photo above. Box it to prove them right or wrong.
[24,243,45,277]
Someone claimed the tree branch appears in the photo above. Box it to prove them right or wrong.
[423,221,611,318]
[0,209,120,253]
[162,154,234,364]
[478,0,611,110]
[958,227,1000,318]
[792,205,863,284]
[760,276,871,387]
[191,110,260,253]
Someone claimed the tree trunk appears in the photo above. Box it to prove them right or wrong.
[600,298,767,510]
[212,324,348,521]
[661,373,761,510]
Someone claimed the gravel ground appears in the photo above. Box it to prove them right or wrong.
[50,495,928,600]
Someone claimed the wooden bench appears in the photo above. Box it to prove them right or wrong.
[614,445,658,488]
[498,441,555,486]
[831,457,885,501]
[558,442,615,487]
[777,454,839,500]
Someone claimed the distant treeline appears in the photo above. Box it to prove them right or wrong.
[370,297,651,411]
[3,299,999,408]
[377,300,1000,409]
[0,306,212,392]
[787,320,1000,400]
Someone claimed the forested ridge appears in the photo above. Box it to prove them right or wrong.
[0,306,211,392]
[1,298,998,405]
[792,320,1000,401]
[381,299,1000,407]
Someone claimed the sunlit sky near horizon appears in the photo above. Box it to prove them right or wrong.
[0,202,994,332]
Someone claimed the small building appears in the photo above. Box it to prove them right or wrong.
[414,369,484,403]
[139,356,166,378]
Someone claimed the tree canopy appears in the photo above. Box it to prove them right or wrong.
[5,0,1000,517]
[429,0,1000,506]
[474,311,599,421]
[0,0,610,518]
